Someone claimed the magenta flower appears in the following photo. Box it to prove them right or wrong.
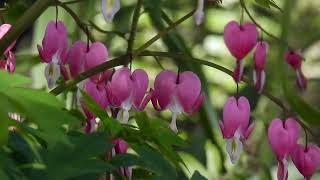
[151,70,204,133]
[106,67,150,124]
[84,80,109,109]
[84,42,113,83]
[67,41,87,77]
[37,21,68,88]
[0,24,17,73]
[291,144,320,180]
[219,96,254,163]
[268,118,300,180]
[194,0,204,25]
[81,80,109,134]
[111,139,132,180]
[224,21,258,82]
[253,41,268,93]
[284,50,307,90]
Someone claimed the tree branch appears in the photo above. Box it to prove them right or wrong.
[0,0,52,55]
[138,51,315,136]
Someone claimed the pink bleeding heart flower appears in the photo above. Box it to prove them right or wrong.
[111,139,132,180]
[284,50,307,90]
[219,96,254,163]
[224,21,258,82]
[0,24,17,73]
[268,118,300,180]
[151,70,204,133]
[68,41,87,78]
[253,41,268,93]
[37,21,69,88]
[81,80,109,134]
[84,42,113,83]
[291,144,320,180]
[0,24,16,55]
[81,104,98,134]
[106,67,150,124]
[194,0,204,25]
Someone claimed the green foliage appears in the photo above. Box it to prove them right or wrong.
[254,0,282,11]
[0,71,187,179]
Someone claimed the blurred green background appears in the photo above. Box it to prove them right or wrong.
[3,0,320,179]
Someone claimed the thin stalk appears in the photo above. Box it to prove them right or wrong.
[55,0,95,42]
[239,0,290,48]
[127,0,144,69]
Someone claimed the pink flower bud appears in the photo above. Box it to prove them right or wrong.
[284,50,307,90]
[253,41,268,93]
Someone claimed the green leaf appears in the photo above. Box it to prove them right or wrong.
[131,144,176,179]
[179,152,209,179]
[0,71,31,91]
[283,84,320,125]
[45,133,114,179]
[191,171,207,180]
[255,0,283,11]
[134,113,186,169]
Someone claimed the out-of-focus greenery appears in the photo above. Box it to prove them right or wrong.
[1,0,320,179]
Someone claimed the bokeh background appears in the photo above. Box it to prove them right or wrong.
[3,0,320,179]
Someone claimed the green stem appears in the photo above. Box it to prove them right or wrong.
[88,20,126,39]
[133,9,195,56]
[55,0,95,42]
[0,0,52,55]
[51,55,128,94]
[51,10,195,94]
[239,0,289,48]
[138,51,315,136]
[127,0,144,69]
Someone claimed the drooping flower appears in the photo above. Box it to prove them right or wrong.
[224,21,258,82]
[84,42,113,83]
[37,21,68,88]
[291,144,320,180]
[268,118,300,180]
[101,0,120,22]
[253,41,268,93]
[106,67,150,124]
[151,70,204,133]
[0,24,17,73]
[194,0,204,25]
[284,50,307,90]
[111,139,132,180]
[67,41,87,78]
[81,80,109,134]
[219,96,254,163]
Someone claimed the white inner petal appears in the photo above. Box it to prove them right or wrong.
[226,129,243,164]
